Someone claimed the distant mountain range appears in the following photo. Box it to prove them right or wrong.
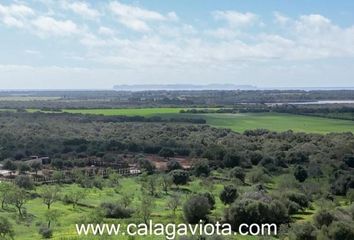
[113,84,257,91]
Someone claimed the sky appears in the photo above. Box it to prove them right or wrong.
[1,0,354,89]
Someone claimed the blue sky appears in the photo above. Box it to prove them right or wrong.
[1,0,354,89]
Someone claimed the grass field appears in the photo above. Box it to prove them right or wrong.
[0,174,265,240]
[189,113,354,134]
[39,108,354,134]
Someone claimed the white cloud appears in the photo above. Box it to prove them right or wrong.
[0,3,35,28]
[273,12,289,25]
[213,11,259,27]
[98,26,115,36]
[63,1,100,19]
[109,1,172,32]
[2,1,354,88]
[25,49,41,55]
[32,16,80,36]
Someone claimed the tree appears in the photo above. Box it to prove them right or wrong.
[158,148,175,159]
[229,167,246,183]
[220,185,238,205]
[2,160,16,171]
[327,221,354,240]
[138,194,155,224]
[0,182,11,209]
[120,192,134,208]
[192,159,210,177]
[18,163,30,174]
[294,166,308,183]
[166,159,182,172]
[142,175,158,196]
[14,175,34,190]
[226,198,289,229]
[169,170,189,187]
[223,151,241,168]
[41,185,60,209]
[108,172,121,188]
[287,151,309,164]
[30,162,42,175]
[344,154,354,168]
[44,209,61,228]
[201,192,215,210]
[52,171,65,184]
[7,187,28,218]
[100,202,133,219]
[138,159,156,175]
[313,209,334,228]
[160,174,172,194]
[167,193,181,216]
[67,186,86,209]
[183,195,211,224]
[0,216,14,240]
[288,222,316,240]
[347,189,354,204]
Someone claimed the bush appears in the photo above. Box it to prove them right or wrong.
[226,198,289,229]
[166,160,182,172]
[159,148,175,158]
[100,202,133,219]
[294,166,308,183]
[223,152,241,168]
[331,174,354,196]
[229,167,245,183]
[39,226,53,239]
[138,159,156,175]
[288,222,316,240]
[169,170,189,186]
[313,210,335,228]
[192,159,210,177]
[15,175,34,189]
[201,192,215,210]
[327,221,354,240]
[343,154,354,168]
[284,192,310,211]
[183,195,211,224]
[0,216,14,239]
[219,185,238,205]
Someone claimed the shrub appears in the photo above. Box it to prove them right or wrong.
[183,195,211,224]
[15,175,34,190]
[294,166,308,183]
[343,154,354,168]
[0,216,14,239]
[327,221,354,240]
[226,198,289,229]
[284,192,310,211]
[166,160,182,172]
[220,185,238,205]
[100,202,133,219]
[229,167,245,183]
[39,226,53,239]
[201,192,215,210]
[192,159,210,177]
[169,170,189,186]
[313,210,335,228]
[288,222,316,240]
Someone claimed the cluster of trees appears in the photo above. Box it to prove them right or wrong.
[273,104,354,121]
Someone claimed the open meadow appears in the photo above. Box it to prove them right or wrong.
[48,108,354,134]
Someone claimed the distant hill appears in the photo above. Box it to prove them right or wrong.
[113,84,257,91]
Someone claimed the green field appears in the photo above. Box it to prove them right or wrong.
[0,174,263,240]
[190,113,354,134]
[40,108,354,134]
